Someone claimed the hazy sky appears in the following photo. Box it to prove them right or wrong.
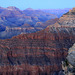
[0,0,75,10]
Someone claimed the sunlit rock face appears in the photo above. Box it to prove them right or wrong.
[67,44,75,67]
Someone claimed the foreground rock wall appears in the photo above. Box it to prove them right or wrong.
[0,26,75,75]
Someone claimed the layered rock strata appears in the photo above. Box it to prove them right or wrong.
[0,8,75,75]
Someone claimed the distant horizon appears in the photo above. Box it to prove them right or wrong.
[0,6,72,10]
[0,0,75,10]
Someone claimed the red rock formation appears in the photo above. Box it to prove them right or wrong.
[0,8,75,75]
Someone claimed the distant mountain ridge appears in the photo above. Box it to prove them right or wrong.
[41,8,71,18]
[0,6,70,39]
[0,6,57,27]
[0,6,59,39]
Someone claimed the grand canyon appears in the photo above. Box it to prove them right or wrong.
[0,6,75,75]
[0,7,70,39]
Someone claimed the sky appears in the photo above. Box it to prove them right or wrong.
[0,0,75,10]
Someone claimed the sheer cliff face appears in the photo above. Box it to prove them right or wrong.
[67,43,75,67]
[0,8,75,75]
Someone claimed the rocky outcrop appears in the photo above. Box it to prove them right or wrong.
[67,44,75,67]
[62,43,75,75]
[0,8,75,75]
